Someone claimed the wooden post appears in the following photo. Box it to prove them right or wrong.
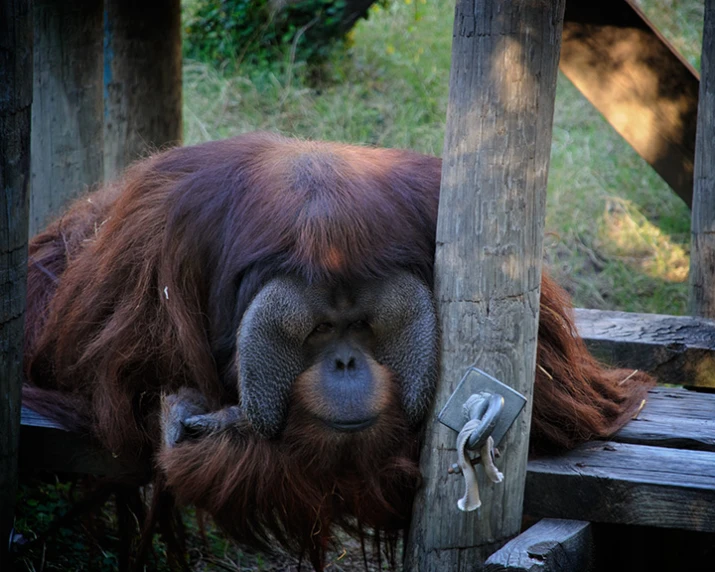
[103,0,182,182]
[484,519,593,572]
[690,0,715,318]
[0,0,32,566]
[405,0,565,569]
[30,0,104,237]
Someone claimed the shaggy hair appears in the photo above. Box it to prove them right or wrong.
[24,132,653,569]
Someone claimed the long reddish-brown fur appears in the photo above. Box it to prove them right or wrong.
[24,131,653,568]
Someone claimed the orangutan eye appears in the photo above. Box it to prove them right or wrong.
[313,322,335,335]
[350,320,369,331]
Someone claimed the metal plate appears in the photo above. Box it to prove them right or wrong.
[438,367,527,447]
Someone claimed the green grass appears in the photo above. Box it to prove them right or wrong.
[546,78,692,314]
[184,1,452,152]
[184,0,701,316]
[635,0,705,69]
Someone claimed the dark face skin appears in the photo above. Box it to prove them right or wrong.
[300,287,388,432]
[203,271,438,441]
[164,271,438,449]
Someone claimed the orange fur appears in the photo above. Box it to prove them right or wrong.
[159,379,418,570]
[24,132,653,568]
[531,277,652,452]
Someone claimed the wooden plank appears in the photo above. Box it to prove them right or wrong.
[103,0,182,181]
[30,0,104,236]
[634,387,715,421]
[0,0,32,565]
[19,407,149,483]
[525,441,715,532]
[404,1,565,569]
[690,0,715,315]
[21,405,66,430]
[574,307,715,388]
[484,519,593,572]
[560,0,699,207]
[612,387,715,451]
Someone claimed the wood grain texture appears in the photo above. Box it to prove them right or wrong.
[630,386,715,421]
[484,519,593,572]
[525,441,715,532]
[560,0,699,207]
[405,1,565,569]
[612,387,715,451]
[0,0,32,564]
[30,0,104,236]
[690,0,715,315]
[574,307,715,388]
[103,0,182,181]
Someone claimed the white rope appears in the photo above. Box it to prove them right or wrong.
[456,422,504,512]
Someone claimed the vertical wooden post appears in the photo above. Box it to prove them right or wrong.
[30,0,104,237]
[690,0,715,319]
[405,1,565,569]
[0,0,32,566]
[103,0,182,181]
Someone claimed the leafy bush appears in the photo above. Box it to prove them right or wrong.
[184,0,371,67]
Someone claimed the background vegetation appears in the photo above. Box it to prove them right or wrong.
[183,0,701,316]
[183,0,373,66]
[16,0,704,570]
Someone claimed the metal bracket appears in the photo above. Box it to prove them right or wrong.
[438,367,527,448]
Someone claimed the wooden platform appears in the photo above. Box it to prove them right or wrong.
[524,387,715,533]
[18,374,715,570]
[19,406,149,483]
[18,308,715,528]
[20,387,714,522]
[575,308,715,388]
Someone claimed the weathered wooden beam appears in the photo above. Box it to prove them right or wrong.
[0,0,32,565]
[30,0,104,236]
[632,386,715,422]
[560,0,699,207]
[103,0,182,181]
[573,307,715,388]
[484,519,593,572]
[690,0,715,314]
[525,441,715,533]
[612,387,715,452]
[405,1,565,569]
[19,407,149,484]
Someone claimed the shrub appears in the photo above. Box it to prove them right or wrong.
[183,0,377,67]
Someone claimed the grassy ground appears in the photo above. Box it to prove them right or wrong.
[16,1,704,570]
[13,477,388,571]
[184,0,701,315]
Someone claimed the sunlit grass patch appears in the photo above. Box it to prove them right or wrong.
[600,197,690,283]
[545,74,691,314]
